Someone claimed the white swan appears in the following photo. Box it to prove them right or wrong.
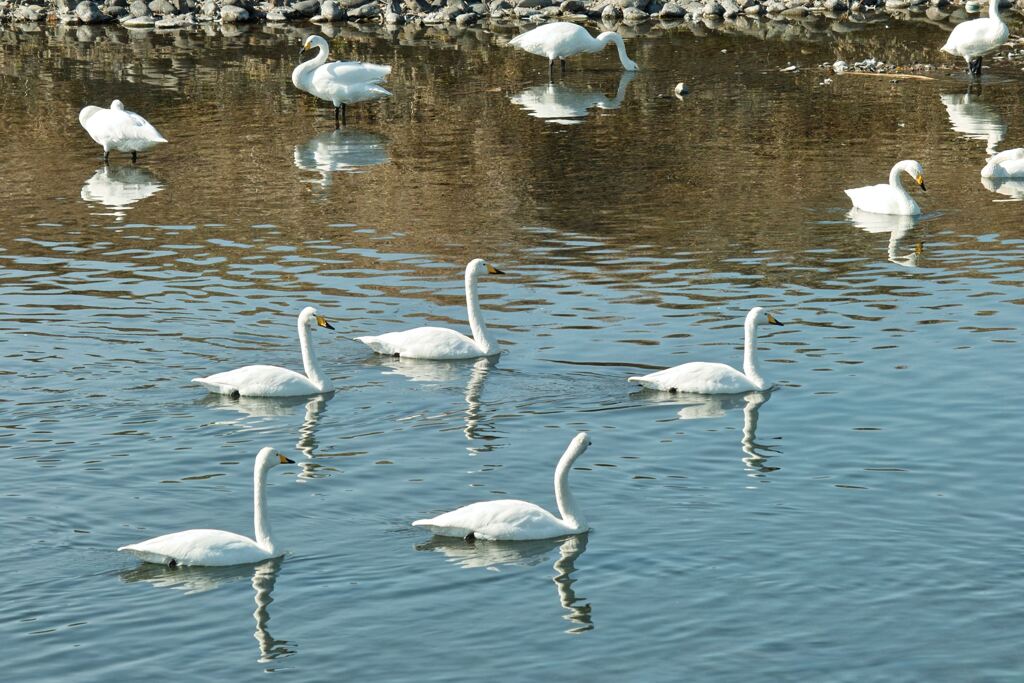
[628,307,784,394]
[119,448,295,566]
[981,148,1024,178]
[981,176,1024,199]
[79,99,167,163]
[292,34,391,127]
[80,165,164,219]
[844,160,926,216]
[510,71,636,124]
[509,22,639,75]
[193,307,335,397]
[940,0,1009,77]
[355,259,504,360]
[940,90,1006,156]
[413,432,591,541]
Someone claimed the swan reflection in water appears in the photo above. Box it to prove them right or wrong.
[847,209,923,268]
[510,71,636,125]
[981,177,1024,201]
[416,534,592,632]
[370,356,499,455]
[80,165,164,219]
[293,128,389,188]
[674,391,780,476]
[198,393,332,479]
[119,557,295,662]
[940,88,1005,155]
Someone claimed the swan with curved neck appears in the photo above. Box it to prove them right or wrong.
[355,258,504,360]
[79,99,167,164]
[193,306,336,397]
[413,432,592,541]
[941,0,1009,78]
[292,35,391,127]
[981,148,1024,178]
[628,307,785,394]
[118,447,296,566]
[509,22,639,75]
[844,160,926,216]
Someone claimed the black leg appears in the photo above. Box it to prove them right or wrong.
[103,150,109,164]
[341,103,346,126]
[549,59,554,79]
[131,151,137,163]
[464,532,476,543]
[334,106,340,128]
[560,58,566,74]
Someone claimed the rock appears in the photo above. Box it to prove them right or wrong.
[622,5,647,18]
[148,0,176,13]
[659,0,685,15]
[559,0,582,9]
[470,1,488,11]
[75,0,111,21]
[105,4,129,15]
[128,0,149,14]
[611,0,645,7]
[964,0,979,9]
[155,10,196,25]
[742,1,762,11]
[454,9,477,22]
[13,4,47,19]
[720,0,738,14]
[702,0,723,13]
[348,0,380,16]
[924,5,947,17]
[779,3,806,13]
[219,3,251,20]
[674,82,689,96]
[316,0,345,19]
[832,59,847,72]
[822,0,845,9]
[121,12,157,22]
[292,0,320,15]
[265,6,297,19]
[884,0,911,8]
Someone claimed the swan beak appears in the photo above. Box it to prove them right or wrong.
[766,313,784,326]
[916,175,926,191]
[278,453,296,464]
[315,315,335,330]
[486,264,504,275]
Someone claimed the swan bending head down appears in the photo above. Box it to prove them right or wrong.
[844,160,926,216]
[78,99,168,163]
[118,447,296,567]
[412,432,592,541]
[508,22,639,73]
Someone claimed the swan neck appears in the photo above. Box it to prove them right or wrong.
[742,317,767,389]
[598,32,633,69]
[989,0,1001,18]
[554,446,586,531]
[293,43,328,87]
[888,165,906,189]
[465,268,497,354]
[298,318,331,392]
[254,464,274,552]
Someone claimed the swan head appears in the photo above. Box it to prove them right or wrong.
[298,306,335,331]
[747,307,784,328]
[300,35,328,56]
[565,432,592,461]
[467,258,504,278]
[110,99,125,111]
[255,447,296,471]
[896,160,926,192]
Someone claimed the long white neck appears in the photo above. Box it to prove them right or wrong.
[596,32,635,70]
[298,318,332,392]
[465,269,498,354]
[554,444,587,531]
[292,42,328,88]
[989,0,1001,20]
[253,464,275,552]
[742,316,767,390]
[887,164,908,190]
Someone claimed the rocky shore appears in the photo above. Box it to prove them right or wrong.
[0,0,1021,35]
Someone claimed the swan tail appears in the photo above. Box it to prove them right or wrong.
[354,335,393,355]
[191,377,238,395]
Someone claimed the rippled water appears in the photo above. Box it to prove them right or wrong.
[1,18,1023,681]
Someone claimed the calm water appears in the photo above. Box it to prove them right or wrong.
[1,16,1023,681]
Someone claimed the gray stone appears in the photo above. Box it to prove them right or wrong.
[611,0,645,7]
[622,5,647,17]
[885,0,911,8]
[720,0,738,14]
[13,4,47,19]
[316,0,345,18]
[265,6,295,19]
[822,0,845,8]
[601,2,620,17]
[742,2,762,11]
[702,0,723,14]
[348,0,381,16]
[148,0,175,13]
[155,10,196,24]
[104,4,130,15]
[659,0,685,14]
[121,13,157,23]
[924,4,948,17]
[559,0,582,9]
[469,1,487,10]
[292,0,320,14]
[219,3,250,19]
[515,0,549,6]
[128,0,150,13]
[75,0,111,21]
[778,3,806,13]
[454,9,477,22]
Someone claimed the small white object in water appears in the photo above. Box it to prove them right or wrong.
[833,60,847,73]
[821,78,833,85]
[674,82,690,97]
[780,65,798,72]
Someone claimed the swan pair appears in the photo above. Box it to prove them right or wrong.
[940,0,1009,78]
[509,22,639,75]
[79,100,167,163]
[292,34,391,127]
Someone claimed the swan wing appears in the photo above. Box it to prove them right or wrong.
[413,500,568,541]
[982,148,1024,178]
[628,361,758,394]
[79,105,104,128]
[82,108,167,151]
[844,183,919,215]
[510,22,590,59]
[119,529,273,566]
[942,18,1009,56]
[355,326,487,359]
[192,364,320,397]
[316,61,391,86]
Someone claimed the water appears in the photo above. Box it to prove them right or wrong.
[1,18,1023,681]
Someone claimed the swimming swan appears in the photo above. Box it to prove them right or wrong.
[118,448,296,567]
[509,22,639,75]
[412,432,592,541]
[628,307,784,394]
[193,307,336,397]
[981,148,1024,178]
[355,258,504,359]
[79,99,167,163]
[940,0,1009,77]
[844,160,926,216]
[292,34,391,127]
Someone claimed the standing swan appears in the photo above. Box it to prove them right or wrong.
[413,432,592,541]
[193,307,336,397]
[355,259,504,359]
[78,100,167,163]
[509,23,639,76]
[844,160,927,216]
[940,0,1009,78]
[292,35,391,127]
[118,447,296,566]
[628,307,785,394]
[981,148,1024,178]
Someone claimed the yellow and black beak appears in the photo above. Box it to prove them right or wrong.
[766,313,784,326]
[315,314,335,331]
[278,453,296,464]
[486,264,504,275]
[916,175,926,192]
[299,39,310,57]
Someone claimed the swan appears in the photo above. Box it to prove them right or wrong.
[628,307,784,394]
[981,148,1024,178]
[940,0,1009,77]
[193,306,336,397]
[412,432,592,541]
[292,34,391,127]
[844,160,926,216]
[508,22,639,75]
[355,258,504,360]
[510,71,636,124]
[78,99,167,163]
[118,448,296,567]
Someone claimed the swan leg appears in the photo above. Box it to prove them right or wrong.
[464,532,476,543]
[969,57,983,78]
[168,558,177,568]
[560,58,566,74]
[334,106,340,128]
[103,150,110,164]
[548,59,554,79]
[131,151,138,163]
